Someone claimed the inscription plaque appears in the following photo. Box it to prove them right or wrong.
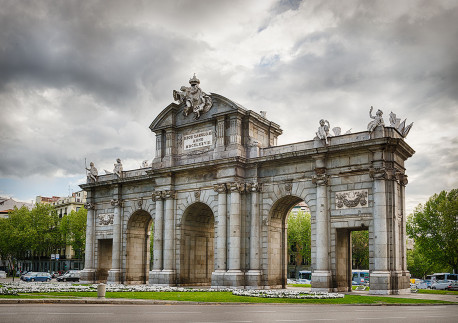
[183,130,212,150]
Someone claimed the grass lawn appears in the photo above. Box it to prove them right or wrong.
[0,291,451,304]
[288,284,311,288]
[417,289,458,295]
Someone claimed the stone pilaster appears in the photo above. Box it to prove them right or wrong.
[211,183,227,287]
[226,182,245,287]
[311,156,332,292]
[149,191,164,284]
[107,198,123,284]
[155,133,162,158]
[162,190,176,284]
[80,201,96,283]
[246,182,262,288]
[369,165,391,294]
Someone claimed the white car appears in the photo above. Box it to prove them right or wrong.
[431,280,451,290]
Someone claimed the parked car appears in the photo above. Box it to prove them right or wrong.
[21,272,52,282]
[56,271,80,282]
[446,281,458,291]
[431,280,450,290]
[415,279,432,289]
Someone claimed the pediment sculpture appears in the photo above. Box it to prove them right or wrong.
[173,74,213,119]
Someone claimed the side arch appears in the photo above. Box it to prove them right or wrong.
[179,201,215,285]
[267,194,305,288]
[125,209,153,284]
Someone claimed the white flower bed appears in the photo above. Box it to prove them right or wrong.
[0,282,233,295]
[232,289,344,299]
[0,282,344,299]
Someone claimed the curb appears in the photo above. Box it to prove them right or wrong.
[0,298,457,306]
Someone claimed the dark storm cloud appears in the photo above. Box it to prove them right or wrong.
[0,0,209,108]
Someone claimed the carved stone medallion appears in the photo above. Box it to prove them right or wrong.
[336,190,369,209]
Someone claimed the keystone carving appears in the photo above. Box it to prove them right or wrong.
[284,182,292,193]
[194,190,201,200]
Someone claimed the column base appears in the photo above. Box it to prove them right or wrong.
[107,269,122,284]
[311,270,332,292]
[79,268,96,284]
[245,270,262,289]
[370,270,411,295]
[211,270,226,288]
[148,270,176,286]
[224,270,245,288]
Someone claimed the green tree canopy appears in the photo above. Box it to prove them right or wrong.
[287,211,311,266]
[352,230,369,269]
[407,189,458,273]
[59,207,87,258]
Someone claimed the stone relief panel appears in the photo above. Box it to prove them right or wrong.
[97,213,114,225]
[335,189,368,209]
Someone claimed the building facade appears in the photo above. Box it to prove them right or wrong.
[80,77,414,294]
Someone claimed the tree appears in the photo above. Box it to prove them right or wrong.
[0,206,32,278]
[28,203,63,261]
[287,211,311,268]
[407,189,458,274]
[352,230,369,269]
[60,208,87,258]
[407,244,445,278]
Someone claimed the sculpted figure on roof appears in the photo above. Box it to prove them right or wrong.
[173,74,213,119]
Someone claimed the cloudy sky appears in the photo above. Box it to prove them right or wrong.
[0,0,457,213]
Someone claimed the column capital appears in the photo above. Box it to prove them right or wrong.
[213,183,227,193]
[164,190,176,199]
[312,174,328,186]
[152,191,164,201]
[110,199,123,207]
[229,182,245,193]
[246,182,262,192]
[84,202,95,210]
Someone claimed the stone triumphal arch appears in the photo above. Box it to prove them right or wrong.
[80,75,414,294]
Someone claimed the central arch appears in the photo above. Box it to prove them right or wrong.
[268,195,304,288]
[180,202,215,285]
[126,210,152,284]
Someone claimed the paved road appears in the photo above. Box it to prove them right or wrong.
[1,304,457,323]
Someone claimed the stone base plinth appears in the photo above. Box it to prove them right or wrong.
[369,271,392,294]
[211,270,226,288]
[148,270,176,286]
[311,270,332,292]
[107,269,122,284]
[224,270,245,288]
[79,269,96,284]
[245,270,262,289]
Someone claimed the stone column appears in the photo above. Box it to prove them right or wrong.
[226,182,244,287]
[311,156,332,292]
[246,182,262,287]
[150,191,164,283]
[107,199,122,284]
[80,201,95,283]
[212,183,227,287]
[161,190,176,284]
[369,166,391,294]
[155,133,162,158]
